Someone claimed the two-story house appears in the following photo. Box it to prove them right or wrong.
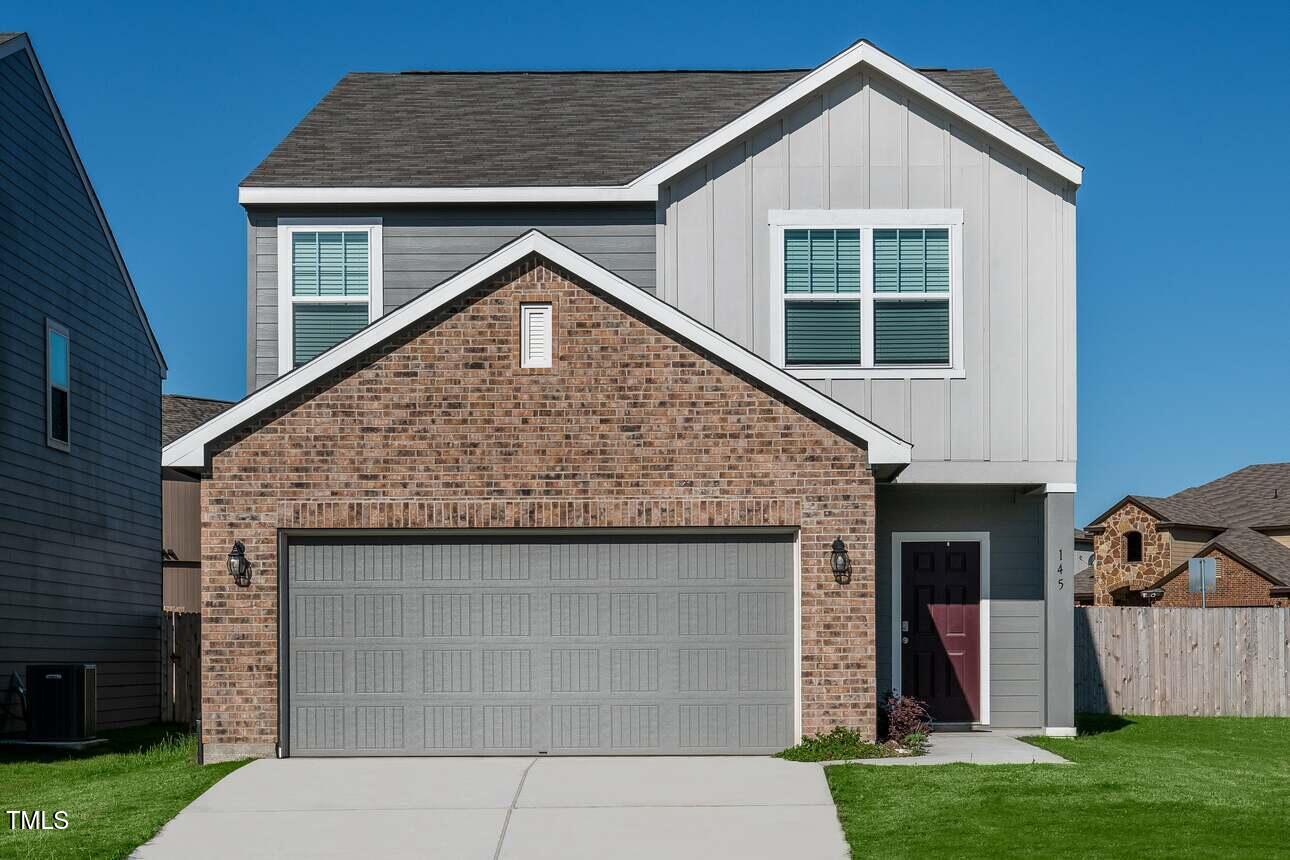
[165,40,1081,762]
[1085,464,1290,607]
[0,33,167,731]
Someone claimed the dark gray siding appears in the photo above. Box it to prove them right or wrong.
[247,205,656,390]
[0,48,163,729]
[876,485,1046,728]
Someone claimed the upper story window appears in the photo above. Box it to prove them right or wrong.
[769,210,963,379]
[1124,531,1143,563]
[46,319,70,451]
[277,219,383,374]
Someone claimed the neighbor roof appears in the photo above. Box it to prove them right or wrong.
[162,394,234,447]
[1155,527,1290,590]
[244,56,1060,190]
[1089,464,1290,531]
[164,231,912,471]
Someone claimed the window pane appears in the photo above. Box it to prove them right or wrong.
[50,387,69,443]
[293,231,369,297]
[293,304,369,366]
[873,228,949,293]
[785,301,861,365]
[48,330,69,388]
[873,300,949,365]
[784,229,860,294]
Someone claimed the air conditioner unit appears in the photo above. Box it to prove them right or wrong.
[26,664,96,741]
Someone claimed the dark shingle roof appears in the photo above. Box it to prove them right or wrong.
[1074,566,1094,599]
[1156,527,1290,589]
[1090,465,1290,532]
[162,394,234,447]
[243,65,1059,189]
[0,33,23,46]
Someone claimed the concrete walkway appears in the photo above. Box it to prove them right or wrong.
[834,730,1070,766]
[134,756,848,860]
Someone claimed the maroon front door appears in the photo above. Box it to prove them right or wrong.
[901,541,981,722]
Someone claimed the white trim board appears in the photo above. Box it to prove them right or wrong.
[276,218,384,376]
[164,230,912,469]
[236,40,1081,207]
[890,531,991,725]
[2,34,166,374]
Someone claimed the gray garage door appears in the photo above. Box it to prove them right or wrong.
[285,533,795,756]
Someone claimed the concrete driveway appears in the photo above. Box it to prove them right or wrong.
[135,756,848,859]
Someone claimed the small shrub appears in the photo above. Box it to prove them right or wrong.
[902,730,930,755]
[881,692,932,745]
[775,726,894,762]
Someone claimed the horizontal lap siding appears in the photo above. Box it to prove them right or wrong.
[249,205,656,391]
[0,48,162,729]
[876,485,1044,727]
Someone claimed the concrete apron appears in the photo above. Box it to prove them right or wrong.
[134,756,849,860]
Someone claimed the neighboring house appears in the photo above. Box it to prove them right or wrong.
[1085,464,1290,607]
[1073,528,1095,606]
[165,39,1082,762]
[0,33,167,730]
[162,395,234,612]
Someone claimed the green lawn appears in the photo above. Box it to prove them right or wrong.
[826,715,1290,859]
[0,724,247,860]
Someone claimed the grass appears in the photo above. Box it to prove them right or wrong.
[0,723,248,860]
[825,715,1290,859]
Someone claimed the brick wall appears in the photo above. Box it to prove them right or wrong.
[1092,502,1171,605]
[1154,547,1290,608]
[200,256,878,760]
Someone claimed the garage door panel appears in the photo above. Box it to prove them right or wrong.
[287,534,794,756]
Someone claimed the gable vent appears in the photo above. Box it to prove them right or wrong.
[521,303,552,368]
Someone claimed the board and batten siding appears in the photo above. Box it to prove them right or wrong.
[0,47,163,728]
[247,205,656,390]
[657,68,1077,476]
[876,485,1046,727]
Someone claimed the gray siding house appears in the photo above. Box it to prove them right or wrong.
[169,39,1080,760]
[0,33,167,730]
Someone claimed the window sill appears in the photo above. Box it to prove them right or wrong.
[782,365,966,380]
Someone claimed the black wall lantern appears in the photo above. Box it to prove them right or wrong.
[227,540,251,588]
[830,537,852,585]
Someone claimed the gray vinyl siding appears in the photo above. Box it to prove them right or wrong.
[0,48,162,728]
[247,205,656,391]
[658,68,1077,476]
[876,485,1047,728]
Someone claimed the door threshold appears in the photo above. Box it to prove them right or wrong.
[931,721,989,733]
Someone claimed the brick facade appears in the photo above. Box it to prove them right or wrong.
[1154,548,1290,608]
[1092,502,1172,605]
[200,256,878,761]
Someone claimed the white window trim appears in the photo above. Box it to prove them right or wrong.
[890,531,991,726]
[767,209,965,380]
[45,318,70,452]
[520,303,553,368]
[276,217,383,375]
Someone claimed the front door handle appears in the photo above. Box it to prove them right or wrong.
[901,636,909,645]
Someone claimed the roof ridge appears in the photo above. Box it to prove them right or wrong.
[390,68,812,76]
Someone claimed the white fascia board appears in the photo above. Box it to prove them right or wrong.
[163,231,912,469]
[3,34,167,374]
[238,185,658,205]
[631,40,1083,189]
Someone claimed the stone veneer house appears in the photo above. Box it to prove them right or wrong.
[164,40,1082,762]
[1085,464,1290,607]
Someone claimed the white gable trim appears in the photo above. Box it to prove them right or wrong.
[631,40,1081,188]
[239,185,658,205]
[2,34,166,373]
[163,231,912,469]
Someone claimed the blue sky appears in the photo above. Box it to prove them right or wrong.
[11,1,1290,524]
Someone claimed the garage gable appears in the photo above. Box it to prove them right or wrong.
[164,231,910,470]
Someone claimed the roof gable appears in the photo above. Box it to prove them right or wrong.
[1153,527,1290,590]
[240,40,1080,205]
[164,231,912,469]
[0,33,165,373]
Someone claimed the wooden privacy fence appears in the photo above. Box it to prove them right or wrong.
[161,610,201,725]
[1075,607,1289,717]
